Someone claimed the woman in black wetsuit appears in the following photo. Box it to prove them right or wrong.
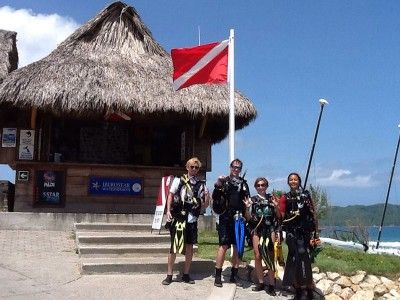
[279,173,318,300]
[244,177,280,295]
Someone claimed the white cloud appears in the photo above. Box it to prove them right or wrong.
[0,6,79,67]
[0,165,14,183]
[316,168,376,188]
[269,176,286,185]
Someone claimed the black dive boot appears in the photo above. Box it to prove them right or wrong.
[292,288,302,300]
[267,284,276,296]
[229,267,242,287]
[214,268,223,287]
[162,274,173,285]
[182,273,195,284]
[251,283,265,292]
[307,288,314,299]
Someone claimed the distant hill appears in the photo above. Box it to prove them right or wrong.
[319,203,400,226]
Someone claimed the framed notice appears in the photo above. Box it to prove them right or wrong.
[2,128,17,147]
[35,170,65,205]
[88,177,143,196]
[19,130,35,160]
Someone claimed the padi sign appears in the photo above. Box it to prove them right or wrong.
[88,177,142,196]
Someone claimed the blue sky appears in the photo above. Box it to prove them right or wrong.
[0,1,399,206]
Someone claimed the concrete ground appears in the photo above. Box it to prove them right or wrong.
[0,229,293,300]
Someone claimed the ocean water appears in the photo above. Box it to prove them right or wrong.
[367,226,400,242]
[321,226,400,242]
[321,226,400,255]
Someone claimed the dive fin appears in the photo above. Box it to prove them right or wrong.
[274,241,285,279]
[234,213,246,259]
[259,236,274,271]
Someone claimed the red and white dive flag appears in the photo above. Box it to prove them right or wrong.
[171,39,229,90]
[152,175,173,231]
[155,175,173,206]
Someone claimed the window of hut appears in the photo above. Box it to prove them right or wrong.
[48,118,181,167]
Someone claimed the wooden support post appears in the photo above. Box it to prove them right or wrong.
[198,117,207,139]
[30,106,37,129]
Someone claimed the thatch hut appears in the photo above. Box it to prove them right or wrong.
[0,2,256,213]
[0,29,19,166]
[0,29,18,83]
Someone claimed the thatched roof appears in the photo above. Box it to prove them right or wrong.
[0,30,18,83]
[0,2,256,142]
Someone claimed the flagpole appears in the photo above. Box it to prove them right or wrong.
[228,29,235,162]
[198,26,201,45]
[228,30,235,258]
[303,99,329,190]
[376,124,400,249]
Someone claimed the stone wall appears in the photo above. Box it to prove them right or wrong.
[313,267,400,300]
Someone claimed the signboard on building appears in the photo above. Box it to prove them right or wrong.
[88,177,143,196]
[17,171,29,182]
[2,128,17,148]
[18,130,35,160]
[151,175,173,231]
[35,170,65,205]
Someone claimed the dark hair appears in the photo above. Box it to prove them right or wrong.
[230,158,243,168]
[287,172,302,186]
[254,177,269,188]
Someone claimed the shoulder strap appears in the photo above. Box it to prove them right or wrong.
[180,174,192,193]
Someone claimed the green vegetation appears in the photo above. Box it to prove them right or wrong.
[317,245,400,279]
[197,230,400,280]
[309,184,330,220]
[197,230,255,263]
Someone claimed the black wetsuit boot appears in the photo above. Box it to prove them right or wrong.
[214,268,222,287]
[307,288,314,299]
[292,288,302,300]
[230,267,242,286]
[162,274,173,285]
[252,283,265,292]
[267,284,276,296]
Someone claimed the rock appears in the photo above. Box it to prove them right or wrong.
[314,272,327,282]
[374,284,388,297]
[356,270,367,276]
[332,283,342,295]
[336,276,353,288]
[316,279,334,295]
[381,293,398,300]
[389,288,400,298]
[327,272,341,281]
[349,290,374,300]
[351,284,361,292]
[341,287,354,300]
[248,259,255,268]
[350,273,366,285]
[312,266,320,273]
[325,293,342,300]
[359,282,375,290]
[364,274,381,286]
[380,276,396,290]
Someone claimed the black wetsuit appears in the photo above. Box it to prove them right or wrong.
[248,194,278,270]
[212,176,250,246]
[281,190,316,287]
